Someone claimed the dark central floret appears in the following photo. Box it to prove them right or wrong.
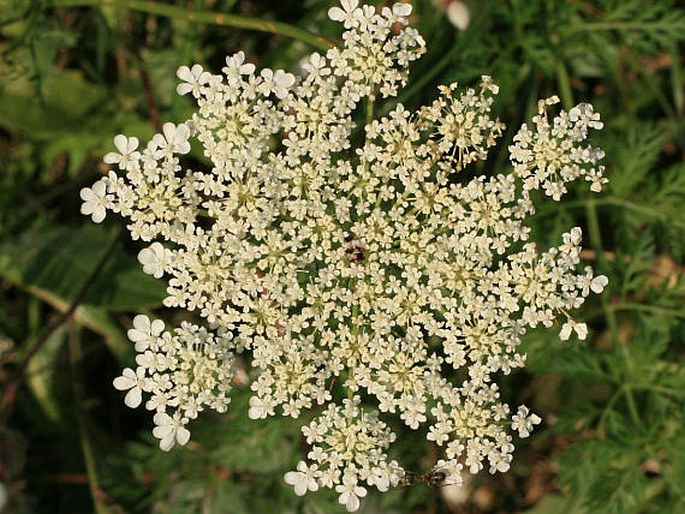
[344,234,366,263]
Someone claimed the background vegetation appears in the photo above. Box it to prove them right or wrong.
[1,0,684,513]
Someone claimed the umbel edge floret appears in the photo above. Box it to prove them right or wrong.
[80,0,608,511]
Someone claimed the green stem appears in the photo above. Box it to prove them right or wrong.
[672,43,685,117]
[53,0,333,51]
[555,61,574,110]
[586,197,642,427]
[537,196,685,230]
[623,383,641,427]
[597,387,624,433]
[638,384,685,398]
[563,21,673,34]
[609,302,685,320]
[366,96,375,128]
[68,322,109,514]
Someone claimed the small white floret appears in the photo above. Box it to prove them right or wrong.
[560,320,588,341]
[152,122,191,157]
[80,179,109,223]
[113,366,146,408]
[328,0,360,27]
[176,64,211,96]
[127,314,165,352]
[335,472,366,512]
[284,461,320,496]
[152,412,191,451]
[511,405,542,438]
[590,274,609,294]
[138,242,168,279]
[104,134,140,167]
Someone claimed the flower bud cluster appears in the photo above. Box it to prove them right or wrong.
[83,1,608,510]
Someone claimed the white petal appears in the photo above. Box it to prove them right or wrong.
[345,493,360,512]
[176,65,193,82]
[341,0,358,12]
[295,481,308,496]
[162,122,176,143]
[174,123,190,143]
[91,207,106,224]
[124,387,142,408]
[286,474,307,496]
[574,322,588,340]
[80,187,96,202]
[150,319,165,336]
[113,134,128,154]
[113,372,135,391]
[103,152,121,164]
[127,328,147,343]
[240,62,255,75]
[137,247,156,265]
[159,434,175,451]
[176,83,193,96]
[153,411,171,426]
[133,314,151,332]
[125,136,139,154]
[190,63,203,78]
[328,6,345,21]
[284,471,300,486]
[248,406,264,419]
[175,425,191,446]
[559,322,572,341]
[392,2,412,16]
[590,275,609,293]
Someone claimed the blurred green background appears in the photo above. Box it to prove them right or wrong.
[1,0,685,513]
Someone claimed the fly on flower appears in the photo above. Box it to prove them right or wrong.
[394,466,458,488]
[344,235,366,263]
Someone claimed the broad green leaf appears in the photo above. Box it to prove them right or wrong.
[0,224,165,311]
[0,69,107,137]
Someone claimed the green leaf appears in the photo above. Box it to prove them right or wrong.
[522,494,589,514]
[0,224,165,311]
[0,69,108,137]
[77,305,131,363]
[26,325,67,423]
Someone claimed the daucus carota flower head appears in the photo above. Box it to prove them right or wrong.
[83,1,607,510]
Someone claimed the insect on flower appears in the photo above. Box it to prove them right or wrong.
[344,234,367,264]
[396,467,452,487]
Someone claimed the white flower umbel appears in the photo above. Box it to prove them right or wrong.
[86,1,608,510]
[112,316,235,450]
